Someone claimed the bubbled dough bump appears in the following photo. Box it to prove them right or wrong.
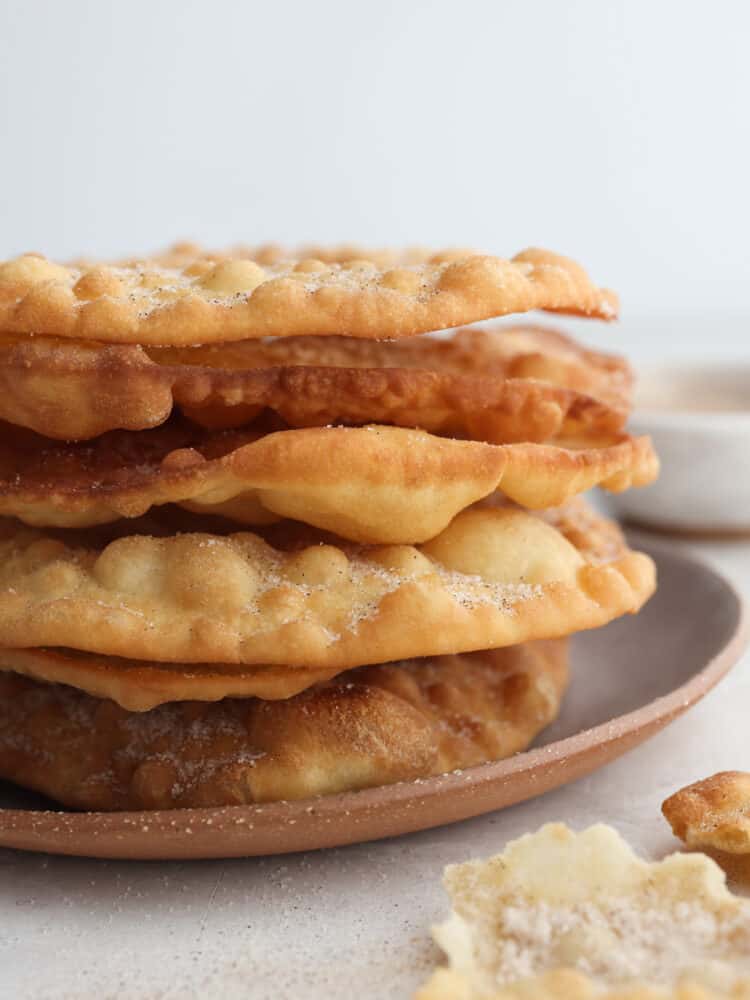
[0,247,618,344]
[0,639,568,809]
[0,421,658,540]
[98,240,476,270]
[0,325,632,441]
[0,502,655,669]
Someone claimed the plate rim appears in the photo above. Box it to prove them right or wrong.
[0,540,746,859]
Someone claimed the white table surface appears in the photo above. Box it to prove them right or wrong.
[1,318,748,1000]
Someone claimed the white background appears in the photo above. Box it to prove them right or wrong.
[1,0,749,319]
[2,6,750,998]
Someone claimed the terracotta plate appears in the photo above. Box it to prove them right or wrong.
[0,539,745,860]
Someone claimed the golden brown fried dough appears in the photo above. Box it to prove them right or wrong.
[0,248,617,344]
[0,325,632,441]
[0,498,627,707]
[663,772,750,854]
[0,420,658,538]
[0,502,655,668]
[0,640,568,809]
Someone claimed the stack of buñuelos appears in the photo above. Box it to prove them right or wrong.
[0,243,657,810]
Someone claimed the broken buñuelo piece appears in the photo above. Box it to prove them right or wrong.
[663,773,750,854]
[418,823,750,998]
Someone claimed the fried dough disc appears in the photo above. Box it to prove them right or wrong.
[0,248,617,344]
[0,325,631,442]
[0,498,627,706]
[663,772,750,854]
[0,501,655,668]
[0,421,658,539]
[0,639,568,809]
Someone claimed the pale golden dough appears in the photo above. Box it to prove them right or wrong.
[663,773,750,854]
[0,420,658,539]
[0,248,618,344]
[0,639,568,808]
[419,824,750,998]
[0,325,631,442]
[0,502,655,667]
[418,968,750,999]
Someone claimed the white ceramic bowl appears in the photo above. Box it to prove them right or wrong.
[608,362,750,534]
